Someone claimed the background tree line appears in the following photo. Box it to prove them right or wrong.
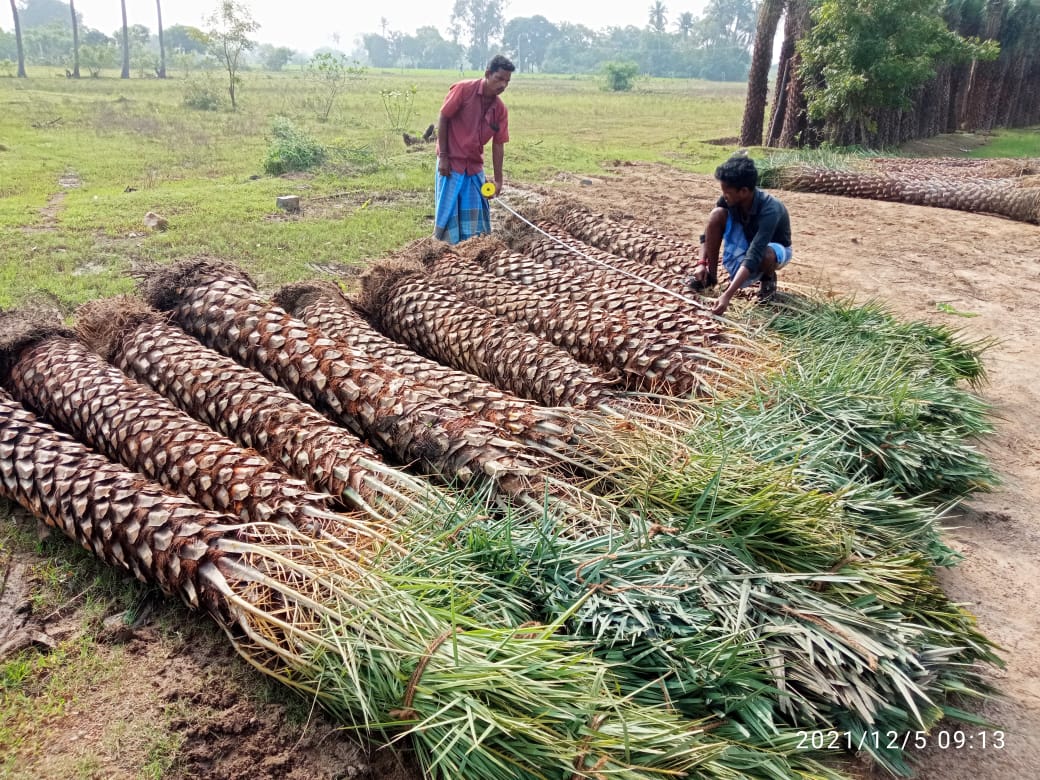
[361,0,760,81]
[5,0,1037,149]
[0,0,297,78]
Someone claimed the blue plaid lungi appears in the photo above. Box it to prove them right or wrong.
[722,215,792,287]
[434,170,491,244]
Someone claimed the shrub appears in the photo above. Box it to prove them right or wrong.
[602,61,640,92]
[182,75,225,111]
[263,117,327,175]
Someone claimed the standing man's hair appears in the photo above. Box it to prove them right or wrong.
[486,54,515,74]
[714,156,758,190]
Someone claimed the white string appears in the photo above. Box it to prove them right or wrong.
[490,196,713,311]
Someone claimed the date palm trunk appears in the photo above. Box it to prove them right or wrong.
[769,165,1040,224]
[138,259,546,498]
[740,0,785,147]
[2,388,725,780]
[74,296,440,525]
[424,249,705,395]
[0,311,347,541]
[273,282,578,450]
[356,260,620,409]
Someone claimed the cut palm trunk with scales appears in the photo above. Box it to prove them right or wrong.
[461,239,770,388]
[538,200,704,271]
[420,246,705,395]
[272,280,580,450]
[137,259,562,503]
[518,219,708,295]
[0,389,764,780]
[74,296,448,526]
[64,297,986,776]
[0,312,345,540]
[356,258,622,409]
[761,163,1040,225]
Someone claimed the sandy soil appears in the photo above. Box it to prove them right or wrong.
[2,161,1037,779]
[549,162,1040,780]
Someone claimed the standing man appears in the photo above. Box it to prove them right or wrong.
[434,54,514,244]
[688,155,792,316]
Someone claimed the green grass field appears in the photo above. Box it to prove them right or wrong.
[0,68,749,309]
[2,68,1036,310]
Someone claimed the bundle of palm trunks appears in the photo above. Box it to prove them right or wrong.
[0,200,1000,779]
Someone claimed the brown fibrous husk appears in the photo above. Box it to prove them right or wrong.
[272,280,348,316]
[74,295,167,362]
[0,309,75,384]
[452,235,509,266]
[355,259,424,316]
[137,258,255,312]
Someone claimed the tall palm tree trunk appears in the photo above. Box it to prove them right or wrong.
[9,0,26,77]
[156,0,167,78]
[740,0,785,147]
[69,0,81,77]
[120,0,130,78]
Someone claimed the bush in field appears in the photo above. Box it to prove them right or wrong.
[183,74,225,110]
[307,52,364,122]
[263,116,327,175]
[602,61,640,91]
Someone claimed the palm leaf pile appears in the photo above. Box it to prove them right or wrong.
[0,203,1003,778]
[756,152,1040,224]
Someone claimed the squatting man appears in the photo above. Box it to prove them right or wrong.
[688,156,793,316]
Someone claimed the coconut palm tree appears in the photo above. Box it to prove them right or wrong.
[676,11,695,37]
[648,1,668,33]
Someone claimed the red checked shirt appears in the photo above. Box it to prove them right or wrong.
[437,78,509,175]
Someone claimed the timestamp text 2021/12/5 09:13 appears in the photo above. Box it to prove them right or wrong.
[796,730,1006,751]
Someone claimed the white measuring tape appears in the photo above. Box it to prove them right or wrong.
[488,194,712,311]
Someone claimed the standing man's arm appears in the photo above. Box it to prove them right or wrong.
[437,113,451,177]
[491,140,504,195]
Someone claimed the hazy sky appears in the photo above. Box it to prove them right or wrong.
[2,1,708,54]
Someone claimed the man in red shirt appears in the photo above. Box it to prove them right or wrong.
[434,54,514,244]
